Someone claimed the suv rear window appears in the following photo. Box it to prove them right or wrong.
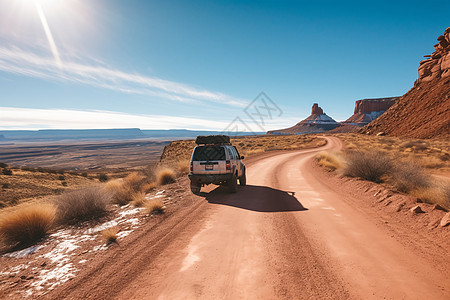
[193,146,226,161]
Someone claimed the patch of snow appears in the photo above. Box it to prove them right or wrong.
[156,190,165,195]
[29,263,76,292]
[365,110,384,120]
[85,220,119,234]
[78,259,87,264]
[118,207,143,217]
[92,244,108,252]
[117,230,133,239]
[10,263,29,272]
[3,245,43,258]
[124,218,139,226]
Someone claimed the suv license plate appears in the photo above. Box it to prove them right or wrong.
[205,164,214,170]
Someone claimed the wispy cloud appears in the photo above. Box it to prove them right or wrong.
[0,44,246,107]
[0,107,231,130]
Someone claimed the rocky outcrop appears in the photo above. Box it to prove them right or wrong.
[360,28,450,138]
[311,103,323,115]
[417,27,450,83]
[344,97,399,125]
[268,103,338,134]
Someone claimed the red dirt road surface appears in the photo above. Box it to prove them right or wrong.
[46,137,450,299]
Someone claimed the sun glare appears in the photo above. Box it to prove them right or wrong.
[16,0,69,68]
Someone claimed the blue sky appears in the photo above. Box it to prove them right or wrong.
[0,0,448,131]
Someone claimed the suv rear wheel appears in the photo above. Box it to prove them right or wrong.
[227,174,238,193]
[239,169,246,186]
[190,181,201,195]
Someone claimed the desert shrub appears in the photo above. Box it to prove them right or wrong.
[0,163,7,168]
[124,172,147,192]
[105,173,150,206]
[81,172,88,177]
[2,168,13,175]
[98,174,109,182]
[343,151,393,183]
[391,162,430,193]
[421,156,445,169]
[2,183,9,189]
[145,199,164,214]
[58,175,65,181]
[101,226,118,245]
[316,151,343,171]
[104,179,134,206]
[56,187,111,224]
[176,160,190,174]
[411,183,450,210]
[439,152,450,161]
[401,140,429,151]
[156,168,175,185]
[141,182,156,193]
[61,181,68,187]
[0,203,56,252]
[131,192,146,207]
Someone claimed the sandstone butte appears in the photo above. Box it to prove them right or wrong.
[268,103,338,134]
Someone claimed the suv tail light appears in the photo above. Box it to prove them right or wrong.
[190,161,193,172]
[226,160,231,171]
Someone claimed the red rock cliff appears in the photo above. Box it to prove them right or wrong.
[417,27,450,83]
[360,28,450,138]
[353,98,397,114]
[311,103,323,115]
[344,97,399,125]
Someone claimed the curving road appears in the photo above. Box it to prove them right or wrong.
[112,136,449,299]
[47,137,448,300]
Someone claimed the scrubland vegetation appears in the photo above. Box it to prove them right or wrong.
[0,134,325,253]
[0,163,177,253]
[318,134,450,209]
[335,133,450,172]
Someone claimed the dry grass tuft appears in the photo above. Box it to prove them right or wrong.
[343,151,393,183]
[124,172,147,192]
[101,226,119,245]
[104,172,152,206]
[145,199,165,214]
[391,163,430,193]
[131,191,146,207]
[156,168,176,185]
[141,182,156,193]
[411,181,450,210]
[316,151,343,171]
[56,187,110,224]
[175,160,190,174]
[0,203,56,252]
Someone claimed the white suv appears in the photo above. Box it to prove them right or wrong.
[188,135,246,194]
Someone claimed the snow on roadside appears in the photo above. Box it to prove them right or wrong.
[1,200,155,298]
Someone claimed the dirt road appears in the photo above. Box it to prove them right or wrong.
[49,137,450,299]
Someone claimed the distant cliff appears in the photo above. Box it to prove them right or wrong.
[344,97,399,125]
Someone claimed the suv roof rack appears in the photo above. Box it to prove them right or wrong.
[195,135,231,145]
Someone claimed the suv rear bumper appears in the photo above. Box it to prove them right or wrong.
[189,173,233,185]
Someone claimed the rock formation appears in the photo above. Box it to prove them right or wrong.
[268,103,338,134]
[360,28,450,138]
[417,27,450,83]
[344,97,399,125]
